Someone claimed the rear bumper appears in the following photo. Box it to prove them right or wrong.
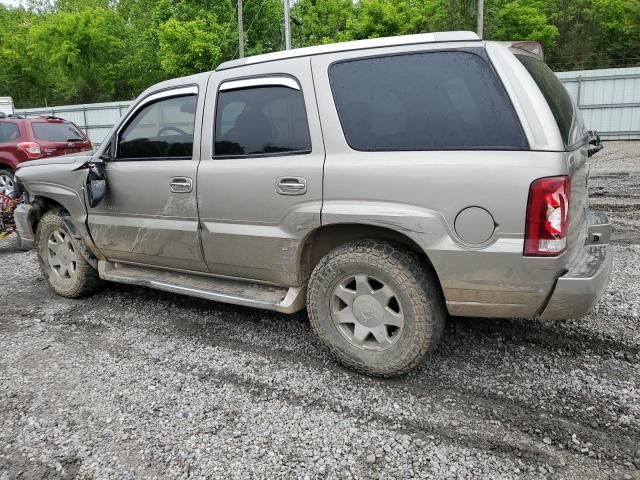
[540,211,613,320]
[14,203,35,248]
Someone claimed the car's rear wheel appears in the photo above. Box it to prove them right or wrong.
[36,210,103,298]
[307,239,446,376]
[0,168,15,196]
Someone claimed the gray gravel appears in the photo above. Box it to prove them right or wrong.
[1,142,639,479]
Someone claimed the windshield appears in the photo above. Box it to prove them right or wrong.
[31,122,85,142]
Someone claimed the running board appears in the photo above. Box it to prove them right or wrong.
[98,260,305,313]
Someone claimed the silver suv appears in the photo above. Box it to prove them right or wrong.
[14,32,612,376]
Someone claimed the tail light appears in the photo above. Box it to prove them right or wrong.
[524,176,571,256]
[17,142,43,160]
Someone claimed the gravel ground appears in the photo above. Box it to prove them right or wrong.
[1,142,639,480]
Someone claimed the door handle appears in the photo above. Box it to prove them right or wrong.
[276,176,307,195]
[170,177,193,193]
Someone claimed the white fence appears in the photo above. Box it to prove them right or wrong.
[557,67,640,140]
[14,66,640,144]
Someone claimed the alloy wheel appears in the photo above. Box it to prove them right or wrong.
[331,274,405,351]
[47,229,78,280]
[0,172,15,196]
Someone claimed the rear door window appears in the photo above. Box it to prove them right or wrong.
[32,122,85,142]
[0,122,20,143]
[214,84,311,157]
[516,54,582,148]
[328,51,528,151]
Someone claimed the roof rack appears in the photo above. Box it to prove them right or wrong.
[217,31,481,71]
[0,113,66,121]
[38,115,66,121]
[0,113,25,119]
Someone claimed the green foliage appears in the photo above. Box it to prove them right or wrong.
[0,0,638,107]
[590,0,640,65]
[28,8,127,103]
[292,0,355,46]
[158,15,225,77]
[490,0,559,50]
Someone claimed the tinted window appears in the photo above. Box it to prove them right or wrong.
[118,95,197,159]
[516,54,578,146]
[215,85,311,156]
[0,122,20,143]
[32,122,85,142]
[329,51,527,151]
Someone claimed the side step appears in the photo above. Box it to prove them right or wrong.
[98,260,305,313]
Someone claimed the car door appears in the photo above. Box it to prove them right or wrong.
[198,58,325,286]
[87,85,209,272]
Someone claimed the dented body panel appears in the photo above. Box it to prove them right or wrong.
[13,33,612,320]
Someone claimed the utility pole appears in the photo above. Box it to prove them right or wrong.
[476,0,484,39]
[238,0,244,58]
[283,0,291,50]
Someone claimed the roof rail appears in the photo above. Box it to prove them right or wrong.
[0,113,25,119]
[217,31,480,71]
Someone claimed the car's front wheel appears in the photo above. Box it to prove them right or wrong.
[36,210,103,298]
[307,239,446,376]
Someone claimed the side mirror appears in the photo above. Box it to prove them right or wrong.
[73,160,107,207]
[86,162,107,208]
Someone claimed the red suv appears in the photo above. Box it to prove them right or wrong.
[0,114,93,195]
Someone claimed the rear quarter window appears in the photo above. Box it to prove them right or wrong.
[328,50,528,151]
[31,122,85,142]
[0,122,20,143]
[516,54,584,148]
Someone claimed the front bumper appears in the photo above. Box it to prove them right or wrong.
[540,211,613,320]
[14,203,35,248]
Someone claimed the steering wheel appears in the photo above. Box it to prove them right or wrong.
[157,126,188,137]
[157,126,189,157]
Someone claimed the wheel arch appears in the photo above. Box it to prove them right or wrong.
[0,159,16,172]
[298,223,442,287]
[29,195,103,267]
[28,196,67,238]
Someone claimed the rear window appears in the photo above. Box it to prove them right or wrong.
[328,51,528,151]
[31,122,85,142]
[516,54,579,147]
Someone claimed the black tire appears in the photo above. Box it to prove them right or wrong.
[36,210,103,298]
[307,239,446,377]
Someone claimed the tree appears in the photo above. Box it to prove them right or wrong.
[292,0,356,46]
[590,0,640,67]
[158,15,226,77]
[0,6,43,106]
[28,8,127,103]
[489,0,559,51]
